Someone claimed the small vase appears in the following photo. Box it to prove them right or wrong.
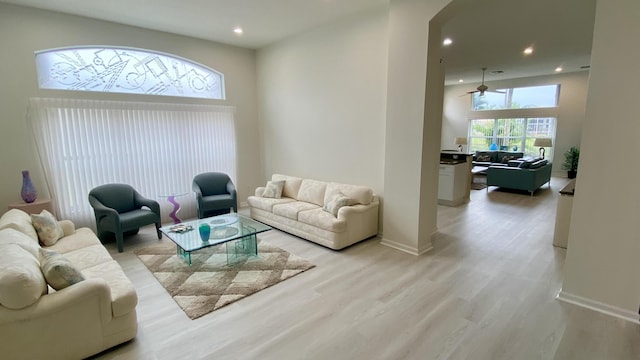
[20,170,37,203]
[198,223,211,242]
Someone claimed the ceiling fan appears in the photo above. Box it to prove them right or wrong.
[465,67,505,96]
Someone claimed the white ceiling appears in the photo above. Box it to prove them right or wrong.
[2,0,596,85]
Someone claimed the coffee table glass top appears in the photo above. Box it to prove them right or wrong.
[160,213,271,252]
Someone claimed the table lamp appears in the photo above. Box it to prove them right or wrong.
[454,137,468,152]
[533,138,552,159]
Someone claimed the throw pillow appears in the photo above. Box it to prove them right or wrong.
[262,180,285,198]
[476,155,492,162]
[31,210,64,246]
[502,155,518,164]
[39,248,85,290]
[323,192,351,217]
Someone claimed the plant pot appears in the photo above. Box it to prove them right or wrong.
[567,170,577,179]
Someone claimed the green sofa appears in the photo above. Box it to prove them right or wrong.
[486,159,552,195]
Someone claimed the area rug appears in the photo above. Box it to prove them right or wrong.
[135,240,314,319]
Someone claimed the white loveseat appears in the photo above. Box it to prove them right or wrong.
[0,209,137,360]
[247,174,379,250]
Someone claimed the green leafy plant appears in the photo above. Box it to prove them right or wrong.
[562,146,580,172]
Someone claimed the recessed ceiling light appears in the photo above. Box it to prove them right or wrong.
[458,79,464,83]
[555,66,563,72]
[443,38,453,46]
[233,27,243,35]
[523,47,533,55]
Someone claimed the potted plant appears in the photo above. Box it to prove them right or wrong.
[562,146,580,179]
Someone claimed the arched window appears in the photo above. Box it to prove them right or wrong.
[35,46,225,100]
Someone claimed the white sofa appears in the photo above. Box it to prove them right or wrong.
[0,209,137,360]
[247,174,379,250]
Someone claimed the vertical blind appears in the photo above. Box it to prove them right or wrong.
[28,98,236,229]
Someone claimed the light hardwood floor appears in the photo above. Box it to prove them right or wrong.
[93,178,640,360]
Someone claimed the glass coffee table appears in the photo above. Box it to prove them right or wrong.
[160,213,271,265]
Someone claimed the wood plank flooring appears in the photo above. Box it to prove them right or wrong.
[93,178,640,360]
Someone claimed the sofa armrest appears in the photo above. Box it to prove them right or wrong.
[337,199,379,219]
[255,187,265,197]
[0,278,112,325]
[58,219,76,237]
[0,278,116,360]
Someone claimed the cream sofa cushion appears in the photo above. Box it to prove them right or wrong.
[62,244,114,270]
[81,260,138,317]
[247,196,295,212]
[0,228,40,258]
[297,179,328,206]
[0,243,47,309]
[324,182,373,206]
[47,227,103,254]
[298,208,347,233]
[273,201,319,220]
[272,174,303,199]
[0,209,38,241]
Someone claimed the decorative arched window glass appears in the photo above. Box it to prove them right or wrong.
[35,46,225,100]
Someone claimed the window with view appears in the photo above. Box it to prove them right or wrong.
[467,84,559,159]
[472,84,559,110]
[468,117,556,158]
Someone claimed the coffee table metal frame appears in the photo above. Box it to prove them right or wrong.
[160,213,271,266]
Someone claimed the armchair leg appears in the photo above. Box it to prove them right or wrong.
[116,232,124,253]
[156,223,162,239]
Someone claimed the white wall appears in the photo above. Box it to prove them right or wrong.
[442,71,589,174]
[0,3,261,211]
[560,0,640,322]
[256,8,388,194]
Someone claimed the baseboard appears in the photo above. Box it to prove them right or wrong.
[380,237,433,256]
[556,289,639,324]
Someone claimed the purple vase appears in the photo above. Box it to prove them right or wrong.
[21,170,37,203]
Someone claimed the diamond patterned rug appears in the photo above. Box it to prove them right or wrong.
[135,240,315,319]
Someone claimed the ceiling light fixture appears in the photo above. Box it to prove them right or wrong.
[458,79,464,83]
[555,66,563,72]
[233,27,243,35]
[443,38,453,46]
[523,47,533,55]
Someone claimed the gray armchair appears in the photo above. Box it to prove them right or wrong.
[192,172,238,219]
[88,183,162,252]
